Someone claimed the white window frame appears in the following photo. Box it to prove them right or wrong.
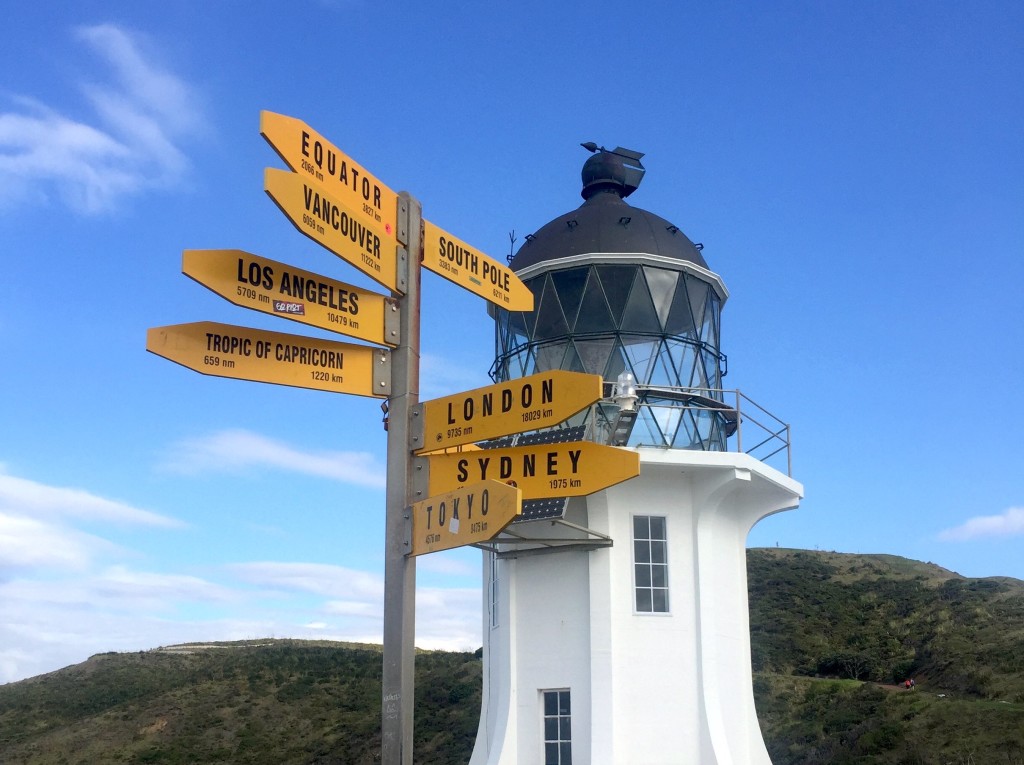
[541,688,572,765]
[632,514,670,614]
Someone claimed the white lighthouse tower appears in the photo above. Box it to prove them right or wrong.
[468,147,803,765]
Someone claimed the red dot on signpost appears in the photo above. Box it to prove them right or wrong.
[386,223,392,235]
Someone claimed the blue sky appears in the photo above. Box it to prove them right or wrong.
[1,1,1021,684]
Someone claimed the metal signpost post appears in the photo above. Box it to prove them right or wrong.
[381,193,419,765]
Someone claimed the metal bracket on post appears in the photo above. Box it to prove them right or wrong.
[402,505,413,556]
[396,196,410,246]
[384,298,401,348]
[410,454,430,504]
[374,349,393,397]
[408,404,425,455]
[395,247,409,297]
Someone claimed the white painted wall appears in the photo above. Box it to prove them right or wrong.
[469,449,802,765]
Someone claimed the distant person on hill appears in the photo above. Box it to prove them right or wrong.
[905,679,911,689]
[910,678,915,689]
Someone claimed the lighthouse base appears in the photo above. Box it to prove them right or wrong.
[468,449,802,765]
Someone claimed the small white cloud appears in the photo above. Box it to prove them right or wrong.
[323,600,380,618]
[93,565,235,606]
[0,470,182,528]
[0,23,205,213]
[228,561,385,600]
[161,429,386,488]
[938,506,1024,542]
[417,551,479,578]
[0,513,109,572]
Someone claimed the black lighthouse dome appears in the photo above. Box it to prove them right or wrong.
[491,144,731,451]
[510,146,710,273]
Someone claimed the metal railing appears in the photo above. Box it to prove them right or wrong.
[584,385,793,476]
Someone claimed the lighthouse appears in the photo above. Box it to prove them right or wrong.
[467,146,804,765]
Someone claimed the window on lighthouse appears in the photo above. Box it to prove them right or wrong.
[633,515,669,613]
[542,689,572,764]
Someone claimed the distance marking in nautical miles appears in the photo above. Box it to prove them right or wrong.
[146,321,391,398]
[408,480,522,557]
[182,249,399,347]
[423,441,640,500]
[260,110,398,239]
[414,370,603,454]
[422,220,533,311]
[264,168,402,294]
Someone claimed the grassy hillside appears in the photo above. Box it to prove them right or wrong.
[0,641,478,765]
[1,550,1022,764]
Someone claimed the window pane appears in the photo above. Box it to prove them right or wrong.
[545,743,559,764]
[652,565,667,588]
[650,516,666,539]
[560,717,571,739]
[633,515,649,539]
[653,588,669,612]
[561,742,572,764]
[634,541,650,563]
[651,541,666,563]
[559,691,570,715]
[635,565,651,587]
[545,717,558,741]
[544,691,558,716]
[636,589,652,612]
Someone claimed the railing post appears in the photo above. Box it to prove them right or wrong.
[734,389,742,454]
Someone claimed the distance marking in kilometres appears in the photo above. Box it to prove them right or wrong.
[182,249,399,347]
[260,110,398,239]
[408,480,522,557]
[413,370,603,453]
[264,168,402,294]
[422,220,533,311]
[423,441,640,500]
[146,321,391,398]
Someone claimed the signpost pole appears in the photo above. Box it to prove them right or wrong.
[382,192,420,765]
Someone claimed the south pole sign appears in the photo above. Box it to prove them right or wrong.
[422,220,533,311]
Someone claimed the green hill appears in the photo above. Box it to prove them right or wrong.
[1,550,1022,764]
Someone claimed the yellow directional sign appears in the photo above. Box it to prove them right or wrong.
[182,249,399,347]
[422,221,533,311]
[424,441,639,499]
[146,321,391,398]
[414,371,603,454]
[409,480,521,557]
[264,168,402,294]
[260,110,398,239]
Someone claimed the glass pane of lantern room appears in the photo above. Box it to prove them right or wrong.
[685,275,708,331]
[596,265,638,325]
[534,276,570,340]
[551,267,589,330]
[623,338,660,383]
[574,269,616,333]
[574,338,615,377]
[620,277,661,334]
[664,275,697,337]
[642,267,678,330]
[535,342,568,373]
